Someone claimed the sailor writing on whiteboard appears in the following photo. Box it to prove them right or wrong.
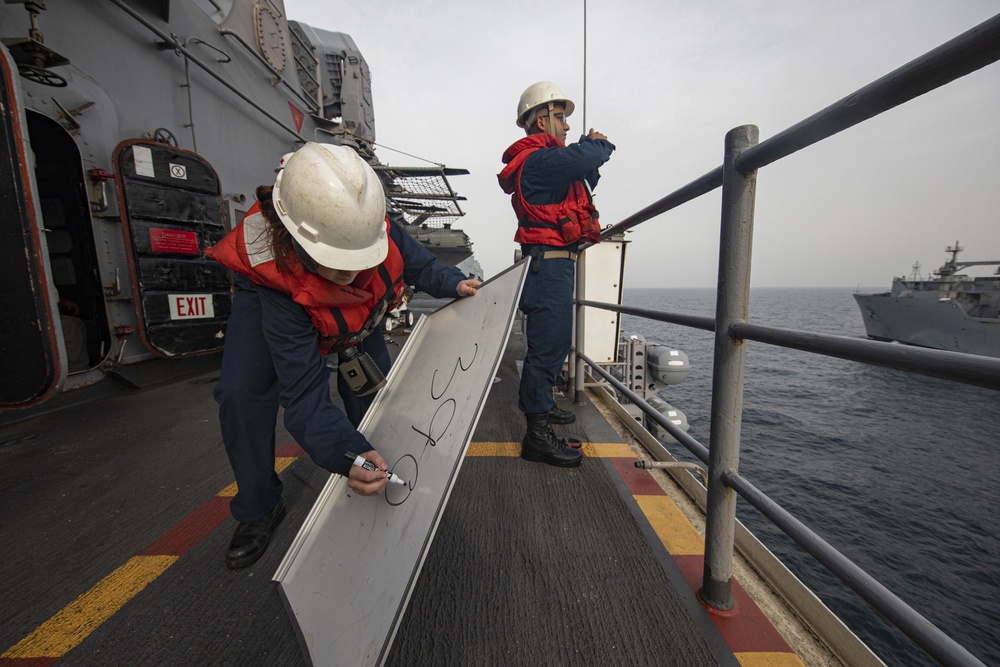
[207,143,479,568]
[498,82,615,467]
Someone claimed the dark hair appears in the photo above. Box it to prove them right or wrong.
[255,185,302,273]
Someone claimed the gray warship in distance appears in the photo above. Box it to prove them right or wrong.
[853,241,1000,358]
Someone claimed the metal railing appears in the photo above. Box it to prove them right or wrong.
[572,12,1000,667]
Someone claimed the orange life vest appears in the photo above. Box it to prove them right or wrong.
[206,203,405,354]
[498,133,600,245]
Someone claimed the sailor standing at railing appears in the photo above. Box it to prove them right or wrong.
[498,82,615,467]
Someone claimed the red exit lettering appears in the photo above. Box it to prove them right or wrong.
[175,296,207,316]
[168,293,214,320]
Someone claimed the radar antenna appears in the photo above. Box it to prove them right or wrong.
[939,240,963,277]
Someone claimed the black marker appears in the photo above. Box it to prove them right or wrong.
[344,452,406,486]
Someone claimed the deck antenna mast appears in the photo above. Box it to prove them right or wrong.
[582,0,587,132]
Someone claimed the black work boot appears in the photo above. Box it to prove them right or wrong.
[521,414,583,467]
[226,498,287,569]
[546,406,577,424]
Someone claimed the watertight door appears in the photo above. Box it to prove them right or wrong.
[0,45,64,407]
[114,140,231,357]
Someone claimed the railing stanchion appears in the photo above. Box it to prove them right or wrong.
[573,249,587,404]
[701,124,759,610]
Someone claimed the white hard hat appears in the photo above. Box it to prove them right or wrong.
[515,81,575,128]
[272,143,388,271]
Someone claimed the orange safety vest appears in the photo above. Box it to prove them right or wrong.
[498,133,600,246]
[206,203,405,354]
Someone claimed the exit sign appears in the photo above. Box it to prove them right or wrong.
[168,294,215,320]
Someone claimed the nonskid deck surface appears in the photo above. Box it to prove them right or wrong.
[1,332,770,666]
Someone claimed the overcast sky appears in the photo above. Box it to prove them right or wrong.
[283,0,998,288]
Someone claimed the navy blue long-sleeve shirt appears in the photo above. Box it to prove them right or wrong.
[244,220,466,477]
[520,136,615,206]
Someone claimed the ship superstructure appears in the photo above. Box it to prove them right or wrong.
[854,241,1000,357]
[0,0,471,412]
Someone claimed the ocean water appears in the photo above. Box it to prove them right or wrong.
[620,288,999,667]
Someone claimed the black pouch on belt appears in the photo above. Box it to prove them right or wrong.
[529,246,542,273]
[337,345,386,396]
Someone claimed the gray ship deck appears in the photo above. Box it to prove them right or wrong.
[0,328,799,666]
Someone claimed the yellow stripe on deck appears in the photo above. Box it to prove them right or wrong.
[1,555,176,659]
[580,442,632,458]
[736,651,808,666]
[465,442,520,456]
[635,495,705,556]
[218,456,297,497]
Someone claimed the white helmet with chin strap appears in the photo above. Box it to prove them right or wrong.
[515,81,575,129]
[272,143,388,271]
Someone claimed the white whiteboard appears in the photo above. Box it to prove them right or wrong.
[273,260,529,667]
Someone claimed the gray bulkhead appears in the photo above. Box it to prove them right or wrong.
[0,0,375,408]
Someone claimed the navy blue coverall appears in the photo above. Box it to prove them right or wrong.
[214,221,465,523]
[517,136,615,415]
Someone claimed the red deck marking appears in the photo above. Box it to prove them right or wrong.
[276,442,308,458]
[138,496,232,556]
[674,554,794,654]
[606,456,800,662]
[609,457,667,495]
